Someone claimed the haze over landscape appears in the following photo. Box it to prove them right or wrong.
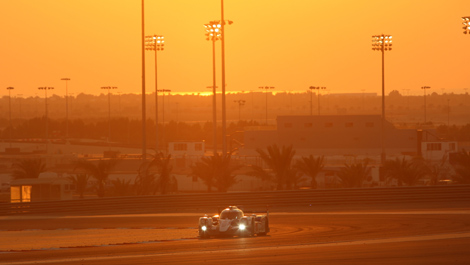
[1,1,470,264]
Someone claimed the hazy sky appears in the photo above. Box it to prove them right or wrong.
[1,0,470,98]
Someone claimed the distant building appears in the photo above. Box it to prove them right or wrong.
[329,92,378,97]
[420,130,458,161]
[168,141,205,156]
[10,177,74,203]
[242,115,419,157]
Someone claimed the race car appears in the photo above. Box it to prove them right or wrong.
[198,206,269,238]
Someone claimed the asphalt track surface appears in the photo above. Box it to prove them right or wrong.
[1,201,470,265]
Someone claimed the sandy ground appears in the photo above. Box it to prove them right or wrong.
[0,206,469,264]
[1,209,469,251]
[0,229,196,251]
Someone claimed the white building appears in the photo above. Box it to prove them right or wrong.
[168,141,205,156]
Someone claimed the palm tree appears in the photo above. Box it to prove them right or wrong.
[451,150,470,184]
[247,164,271,189]
[425,156,450,185]
[135,160,158,195]
[74,159,117,197]
[152,152,173,195]
[11,158,46,179]
[289,169,305,189]
[383,157,426,186]
[68,174,89,198]
[295,155,324,189]
[336,160,371,188]
[249,145,297,190]
[169,176,178,193]
[191,156,215,192]
[136,152,174,195]
[111,178,133,196]
[213,153,241,192]
[191,153,240,192]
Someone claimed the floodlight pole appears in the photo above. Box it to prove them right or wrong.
[157,89,171,153]
[221,0,227,154]
[101,86,117,150]
[372,34,392,164]
[462,17,470,127]
[421,86,431,123]
[141,0,147,161]
[205,21,221,155]
[234,99,245,121]
[308,86,314,115]
[61,78,70,140]
[145,35,164,152]
[309,86,326,115]
[447,99,450,126]
[38,87,54,154]
[259,86,275,125]
[212,38,217,155]
[7,87,14,148]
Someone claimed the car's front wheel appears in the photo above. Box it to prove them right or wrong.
[240,220,254,237]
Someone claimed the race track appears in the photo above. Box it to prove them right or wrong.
[1,202,470,264]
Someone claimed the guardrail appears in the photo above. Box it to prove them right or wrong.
[1,185,469,216]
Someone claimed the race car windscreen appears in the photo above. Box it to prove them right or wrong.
[220,210,242,219]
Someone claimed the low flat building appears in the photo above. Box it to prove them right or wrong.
[10,177,74,203]
[242,115,419,157]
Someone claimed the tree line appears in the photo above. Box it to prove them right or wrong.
[247,145,469,189]
[1,117,261,148]
[2,91,469,124]
[436,124,470,141]
[9,146,470,199]
[2,117,470,149]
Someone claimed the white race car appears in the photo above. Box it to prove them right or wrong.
[198,206,270,238]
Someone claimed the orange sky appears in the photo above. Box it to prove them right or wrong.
[1,0,470,98]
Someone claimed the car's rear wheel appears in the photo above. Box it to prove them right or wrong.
[249,220,255,236]
[258,218,269,236]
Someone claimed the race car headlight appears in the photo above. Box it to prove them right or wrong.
[201,226,207,231]
[239,224,246,230]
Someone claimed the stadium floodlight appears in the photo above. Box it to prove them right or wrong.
[462,16,470,34]
[371,33,393,164]
[145,34,164,151]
